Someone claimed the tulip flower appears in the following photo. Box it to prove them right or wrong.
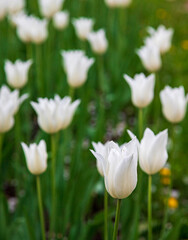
[39,0,64,18]
[105,0,132,8]
[137,42,161,72]
[160,86,188,123]
[61,50,94,88]
[145,25,174,54]
[124,73,155,108]
[5,59,32,89]
[21,140,47,240]
[53,11,69,30]
[21,140,47,175]
[6,0,25,15]
[16,15,48,44]
[8,11,26,27]
[0,0,7,20]
[72,17,94,41]
[0,85,28,133]
[31,95,80,134]
[88,29,108,55]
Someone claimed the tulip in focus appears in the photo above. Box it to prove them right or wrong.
[21,140,48,175]
[160,86,188,123]
[61,50,94,88]
[16,15,48,44]
[0,85,28,133]
[31,95,80,134]
[91,139,138,199]
[124,73,155,108]
[39,0,64,18]
[6,0,25,15]
[137,42,161,72]
[145,25,174,54]
[88,29,108,55]
[5,59,32,89]
[72,17,94,40]
[139,128,168,175]
[53,11,69,30]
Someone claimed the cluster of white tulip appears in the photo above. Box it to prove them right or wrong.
[0,85,28,133]
[137,25,173,72]
[0,0,25,20]
[105,0,132,8]
[38,0,65,19]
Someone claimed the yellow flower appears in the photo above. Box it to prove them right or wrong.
[161,177,171,185]
[181,40,188,50]
[160,167,171,177]
[168,197,178,209]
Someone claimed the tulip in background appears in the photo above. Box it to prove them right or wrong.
[61,50,94,88]
[105,0,132,8]
[88,29,108,55]
[8,11,26,27]
[124,73,155,108]
[21,140,47,240]
[31,95,80,134]
[53,11,69,30]
[5,59,32,89]
[72,17,94,41]
[137,42,161,72]
[38,0,64,18]
[0,0,7,20]
[160,86,188,123]
[145,25,174,54]
[6,0,25,15]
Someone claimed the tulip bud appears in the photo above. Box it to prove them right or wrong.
[91,139,138,199]
[16,15,48,44]
[124,73,155,108]
[145,25,174,54]
[53,11,69,30]
[7,0,25,15]
[137,42,161,72]
[88,29,108,55]
[5,59,32,89]
[72,17,94,40]
[39,0,64,18]
[31,95,80,134]
[61,50,94,88]
[139,128,168,175]
[0,85,28,133]
[21,140,48,175]
[160,86,188,123]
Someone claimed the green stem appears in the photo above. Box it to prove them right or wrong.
[97,55,105,92]
[0,134,4,168]
[113,199,121,240]
[104,189,108,240]
[148,175,152,240]
[50,134,57,237]
[69,87,75,100]
[36,176,46,240]
[36,44,44,96]
[138,108,143,140]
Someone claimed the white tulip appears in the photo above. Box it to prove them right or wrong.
[61,50,94,88]
[5,59,32,89]
[88,29,108,55]
[160,86,188,123]
[72,17,94,40]
[7,0,25,15]
[124,73,155,108]
[0,85,28,133]
[31,95,80,134]
[145,25,174,54]
[53,11,69,30]
[137,42,161,72]
[16,15,48,44]
[91,139,138,199]
[105,0,132,8]
[21,140,48,175]
[0,0,7,20]
[39,0,64,18]
[8,11,26,27]
[139,128,168,175]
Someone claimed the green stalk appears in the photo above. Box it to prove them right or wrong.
[36,176,46,240]
[112,199,121,240]
[104,189,108,240]
[97,55,105,92]
[138,108,143,140]
[36,44,44,97]
[0,134,4,168]
[69,87,75,100]
[50,134,57,238]
[148,175,152,240]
